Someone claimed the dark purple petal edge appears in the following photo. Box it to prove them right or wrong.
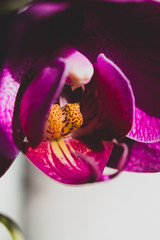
[20,60,66,148]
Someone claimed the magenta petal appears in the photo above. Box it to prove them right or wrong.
[94,54,134,140]
[0,65,19,176]
[25,137,113,184]
[20,61,66,148]
[127,107,160,142]
[107,138,160,173]
[25,3,69,18]
[125,141,160,172]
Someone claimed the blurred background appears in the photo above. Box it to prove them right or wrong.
[1,154,160,240]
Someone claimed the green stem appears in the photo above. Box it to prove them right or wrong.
[0,214,25,240]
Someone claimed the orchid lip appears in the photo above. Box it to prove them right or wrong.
[44,102,83,141]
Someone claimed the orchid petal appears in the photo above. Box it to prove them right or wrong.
[96,54,134,139]
[107,138,160,172]
[125,141,160,172]
[22,2,69,18]
[20,60,66,148]
[0,65,19,176]
[77,54,134,141]
[127,107,160,142]
[25,137,113,184]
[78,1,160,142]
[10,2,83,58]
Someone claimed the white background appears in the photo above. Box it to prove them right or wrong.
[0,154,160,240]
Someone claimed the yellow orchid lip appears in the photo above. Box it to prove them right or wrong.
[44,103,83,140]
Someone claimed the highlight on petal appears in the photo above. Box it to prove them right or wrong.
[24,137,113,184]
[95,54,134,139]
[20,60,66,148]
[127,107,160,142]
[0,65,20,176]
[21,2,69,18]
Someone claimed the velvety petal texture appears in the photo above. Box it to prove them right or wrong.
[9,2,83,59]
[25,136,113,184]
[95,54,134,139]
[77,1,160,142]
[20,60,66,148]
[0,12,16,68]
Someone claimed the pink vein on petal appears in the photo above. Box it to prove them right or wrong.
[0,64,19,159]
[127,107,160,142]
[25,137,113,184]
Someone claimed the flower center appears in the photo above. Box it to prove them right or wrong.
[44,103,83,140]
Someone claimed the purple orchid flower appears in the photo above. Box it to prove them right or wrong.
[0,1,160,184]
